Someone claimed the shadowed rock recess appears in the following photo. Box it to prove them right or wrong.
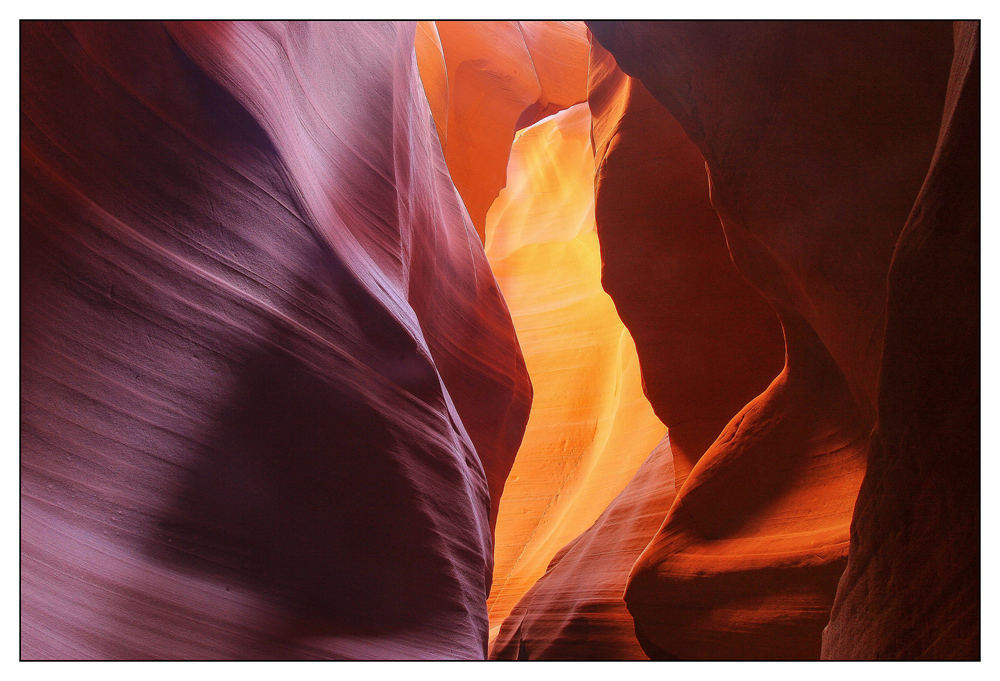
[21,20,979,660]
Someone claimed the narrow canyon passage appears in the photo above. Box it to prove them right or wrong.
[415,19,979,660]
[20,20,979,661]
[416,22,670,644]
[483,103,665,635]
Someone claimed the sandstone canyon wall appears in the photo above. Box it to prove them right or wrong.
[21,20,530,659]
[822,20,981,660]
[588,19,976,659]
[416,23,672,642]
[20,19,980,661]
[490,41,787,659]
[482,103,666,636]
[415,21,589,242]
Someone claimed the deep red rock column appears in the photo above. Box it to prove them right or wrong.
[823,21,980,660]
[587,20,955,659]
[21,20,529,659]
[588,20,953,418]
[588,38,785,485]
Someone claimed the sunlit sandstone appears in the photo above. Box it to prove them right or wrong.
[482,103,667,638]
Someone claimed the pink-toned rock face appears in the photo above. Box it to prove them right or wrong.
[20,20,529,659]
[20,20,979,661]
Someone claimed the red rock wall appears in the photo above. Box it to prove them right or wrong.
[21,20,530,659]
[588,39,785,485]
[587,20,959,659]
[823,21,980,660]
[588,21,953,417]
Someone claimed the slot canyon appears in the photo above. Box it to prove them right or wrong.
[20,20,980,660]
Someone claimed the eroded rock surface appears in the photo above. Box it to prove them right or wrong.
[489,42,785,659]
[415,20,589,241]
[482,103,666,637]
[588,20,956,659]
[589,39,785,485]
[20,19,979,662]
[21,20,530,660]
[491,434,676,659]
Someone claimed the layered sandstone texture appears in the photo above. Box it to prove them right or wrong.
[415,21,589,241]
[21,20,530,660]
[482,103,667,637]
[491,434,676,659]
[20,19,980,662]
[588,20,975,660]
[490,42,787,659]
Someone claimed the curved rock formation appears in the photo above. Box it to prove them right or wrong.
[588,20,955,659]
[482,103,667,637]
[589,20,953,419]
[21,20,530,659]
[489,42,785,659]
[823,21,980,660]
[415,21,589,242]
[20,19,980,662]
[589,39,785,485]
[491,434,676,659]
[624,312,870,659]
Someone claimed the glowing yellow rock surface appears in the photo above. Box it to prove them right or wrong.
[483,102,667,636]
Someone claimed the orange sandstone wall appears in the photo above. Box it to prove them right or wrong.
[490,41,786,659]
[415,21,589,242]
[491,434,676,659]
[416,24,668,643]
[482,103,667,638]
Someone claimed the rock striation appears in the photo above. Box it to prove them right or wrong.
[489,41,785,659]
[20,19,980,662]
[21,20,530,660]
[481,102,667,639]
[490,434,676,659]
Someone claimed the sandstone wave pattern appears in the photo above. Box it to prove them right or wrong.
[20,20,980,661]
